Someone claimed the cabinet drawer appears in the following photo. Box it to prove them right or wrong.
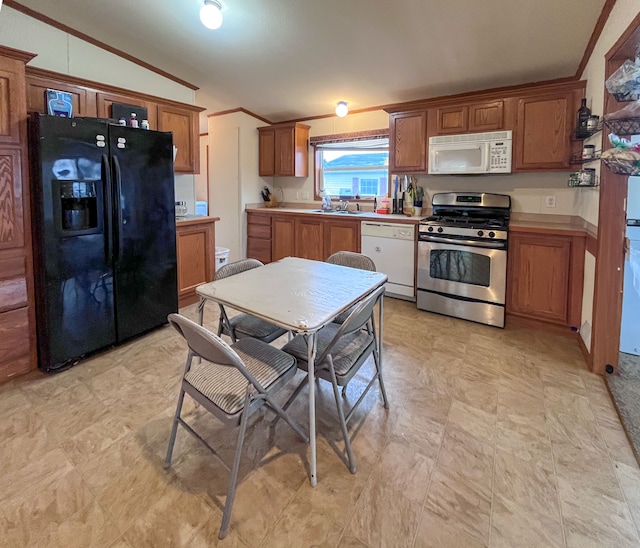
[248,223,271,239]
[248,212,271,226]
[0,307,29,364]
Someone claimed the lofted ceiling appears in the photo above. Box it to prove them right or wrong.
[7,0,606,121]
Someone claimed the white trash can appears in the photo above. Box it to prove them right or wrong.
[215,247,230,269]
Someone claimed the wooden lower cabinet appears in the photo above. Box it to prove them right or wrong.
[324,220,360,258]
[246,211,361,263]
[176,217,217,308]
[507,230,585,327]
[294,217,324,261]
[272,216,295,261]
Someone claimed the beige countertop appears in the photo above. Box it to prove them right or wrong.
[245,206,421,224]
[175,215,220,226]
[510,214,596,238]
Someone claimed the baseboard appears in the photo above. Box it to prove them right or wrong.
[577,332,594,369]
[505,313,576,337]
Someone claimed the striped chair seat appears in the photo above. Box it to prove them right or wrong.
[227,314,286,340]
[185,337,296,415]
[282,323,374,377]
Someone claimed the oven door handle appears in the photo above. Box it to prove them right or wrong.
[420,235,506,249]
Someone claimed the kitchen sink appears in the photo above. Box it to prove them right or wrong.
[310,209,364,215]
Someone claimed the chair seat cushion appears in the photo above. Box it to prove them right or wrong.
[185,338,296,415]
[282,323,374,377]
[227,313,287,340]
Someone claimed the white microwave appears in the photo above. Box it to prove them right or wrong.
[428,130,512,175]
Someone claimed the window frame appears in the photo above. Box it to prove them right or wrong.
[312,129,389,202]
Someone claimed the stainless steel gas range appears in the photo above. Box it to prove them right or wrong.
[416,192,511,328]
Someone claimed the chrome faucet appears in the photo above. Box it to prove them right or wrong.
[338,200,349,211]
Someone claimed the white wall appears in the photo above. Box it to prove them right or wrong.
[0,6,198,211]
[578,0,640,348]
[208,111,266,261]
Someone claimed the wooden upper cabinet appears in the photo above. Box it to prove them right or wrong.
[258,128,275,176]
[436,105,468,134]
[158,104,199,174]
[0,64,26,146]
[389,110,427,172]
[515,91,574,171]
[25,75,96,117]
[468,101,504,132]
[97,92,158,130]
[434,101,504,135]
[258,122,310,177]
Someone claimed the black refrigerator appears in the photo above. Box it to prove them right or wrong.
[29,114,178,372]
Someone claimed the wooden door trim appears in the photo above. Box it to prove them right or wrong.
[575,0,619,78]
[590,13,640,375]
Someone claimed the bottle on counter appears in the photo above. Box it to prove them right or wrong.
[576,98,591,138]
[141,119,150,130]
[118,117,127,126]
[129,113,139,128]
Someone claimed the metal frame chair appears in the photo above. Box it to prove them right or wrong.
[279,285,388,474]
[326,251,376,272]
[198,258,287,343]
[164,313,308,540]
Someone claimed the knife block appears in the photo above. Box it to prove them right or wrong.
[264,195,278,208]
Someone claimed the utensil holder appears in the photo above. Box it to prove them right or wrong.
[264,195,278,208]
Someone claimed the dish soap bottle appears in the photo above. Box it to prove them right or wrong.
[576,98,591,138]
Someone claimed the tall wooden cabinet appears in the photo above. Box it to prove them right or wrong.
[0,46,37,382]
[176,217,217,308]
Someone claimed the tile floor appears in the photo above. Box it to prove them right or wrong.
[1,298,640,547]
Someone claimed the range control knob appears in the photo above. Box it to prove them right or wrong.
[428,226,434,232]
[489,231,496,238]
[437,227,444,233]
[477,230,484,237]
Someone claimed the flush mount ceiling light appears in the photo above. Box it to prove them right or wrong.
[335,101,349,117]
[200,0,223,29]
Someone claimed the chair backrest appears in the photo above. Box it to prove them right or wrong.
[317,285,385,363]
[215,258,264,281]
[168,313,245,369]
[326,251,376,272]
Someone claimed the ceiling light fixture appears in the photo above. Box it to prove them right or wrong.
[335,101,349,117]
[200,0,223,30]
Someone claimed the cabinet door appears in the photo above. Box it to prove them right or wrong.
[25,75,96,117]
[436,105,468,134]
[0,67,24,146]
[323,219,360,259]
[389,111,427,172]
[158,104,198,173]
[514,92,573,171]
[294,217,323,261]
[507,233,571,324]
[97,92,158,130]
[0,306,31,382]
[0,149,25,251]
[272,216,295,261]
[274,127,295,176]
[176,222,216,307]
[258,128,275,176]
[468,101,504,132]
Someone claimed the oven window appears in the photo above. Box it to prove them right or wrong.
[430,249,491,287]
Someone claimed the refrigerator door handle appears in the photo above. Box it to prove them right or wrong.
[112,155,124,260]
[102,154,113,262]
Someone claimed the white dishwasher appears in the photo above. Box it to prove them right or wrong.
[361,222,415,300]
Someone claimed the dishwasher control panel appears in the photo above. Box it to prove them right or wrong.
[360,222,415,240]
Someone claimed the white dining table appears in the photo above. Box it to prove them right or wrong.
[195,256,388,486]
